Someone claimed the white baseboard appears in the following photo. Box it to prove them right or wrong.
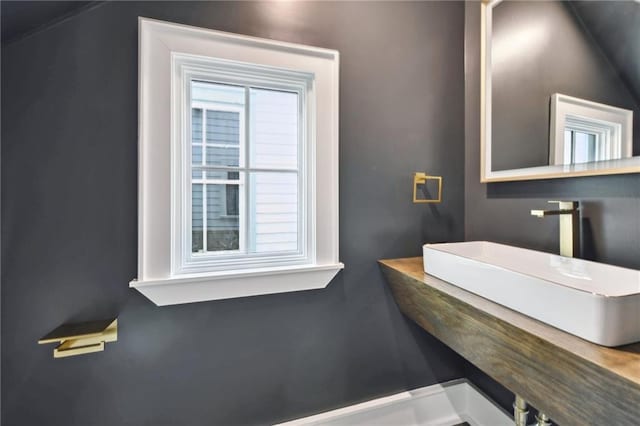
[275,379,512,426]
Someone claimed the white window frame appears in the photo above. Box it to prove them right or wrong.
[133,18,342,306]
[178,68,310,274]
[549,93,633,166]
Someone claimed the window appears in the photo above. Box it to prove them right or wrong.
[563,129,597,165]
[190,84,245,255]
[183,80,303,271]
[133,18,342,305]
[549,93,633,166]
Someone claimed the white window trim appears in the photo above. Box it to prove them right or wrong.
[549,93,633,166]
[133,17,342,306]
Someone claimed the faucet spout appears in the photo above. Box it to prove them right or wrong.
[530,209,576,218]
[530,201,580,258]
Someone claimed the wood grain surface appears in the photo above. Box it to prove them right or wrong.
[379,257,640,426]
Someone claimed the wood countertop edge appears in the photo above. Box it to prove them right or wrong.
[378,257,640,387]
[379,257,640,425]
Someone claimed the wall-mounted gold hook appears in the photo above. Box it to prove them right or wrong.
[413,172,442,203]
[38,318,118,358]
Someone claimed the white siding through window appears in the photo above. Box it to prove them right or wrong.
[250,88,299,253]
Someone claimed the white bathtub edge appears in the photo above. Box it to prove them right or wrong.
[275,379,512,426]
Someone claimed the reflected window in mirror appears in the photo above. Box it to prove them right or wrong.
[550,93,633,166]
[564,130,596,165]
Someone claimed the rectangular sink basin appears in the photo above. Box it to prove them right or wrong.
[423,241,640,347]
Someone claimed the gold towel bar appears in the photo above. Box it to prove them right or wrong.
[413,172,442,203]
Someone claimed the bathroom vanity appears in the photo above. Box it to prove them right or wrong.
[379,256,640,426]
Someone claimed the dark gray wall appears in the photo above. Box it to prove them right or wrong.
[570,1,640,106]
[1,2,467,425]
[465,0,640,408]
[491,1,640,171]
[0,1,96,44]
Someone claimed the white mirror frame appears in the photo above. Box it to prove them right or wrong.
[480,0,640,183]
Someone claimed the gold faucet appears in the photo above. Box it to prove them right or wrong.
[531,201,580,257]
[516,203,578,426]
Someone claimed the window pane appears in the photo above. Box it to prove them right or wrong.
[249,172,298,253]
[193,161,239,181]
[192,174,242,254]
[192,183,204,253]
[226,184,239,216]
[587,133,597,162]
[192,145,203,166]
[206,144,240,168]
[204,110,241,167]
[192,169,204,180]
[207,110,240,145]
[250,88,298,169]
[192,108,204,178]
[191,80,245,169]
[206,183,240,252]
[192,108,203,144]
[572,131,596,164]
[192,81,245,105]
[563,130,573,165]
[204,170,235,180]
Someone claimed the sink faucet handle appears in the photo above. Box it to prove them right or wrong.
[548,200,579,210]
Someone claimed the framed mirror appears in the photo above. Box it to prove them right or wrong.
[481,0,640,182]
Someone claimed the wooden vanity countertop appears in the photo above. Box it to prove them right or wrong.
[379,257,640,426]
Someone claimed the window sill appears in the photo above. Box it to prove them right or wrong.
[130,263,344,306]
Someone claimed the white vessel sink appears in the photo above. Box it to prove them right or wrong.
[423,241,640,347]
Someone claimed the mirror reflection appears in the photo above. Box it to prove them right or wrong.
[550,93,633,166]
[490,0,639,173]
